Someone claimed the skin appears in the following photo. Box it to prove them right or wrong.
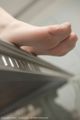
[0,8,78,56]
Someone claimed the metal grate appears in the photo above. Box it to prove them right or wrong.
[0,39,74,119]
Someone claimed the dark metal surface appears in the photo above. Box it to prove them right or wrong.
[0,39,73,119]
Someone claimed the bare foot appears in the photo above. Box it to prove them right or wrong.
[0,18,78,56]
